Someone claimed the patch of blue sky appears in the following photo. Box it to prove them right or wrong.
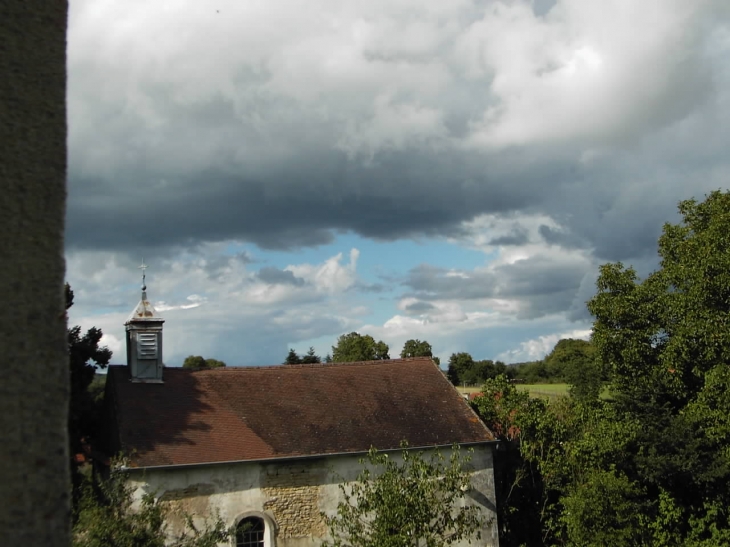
[224,232,495,285]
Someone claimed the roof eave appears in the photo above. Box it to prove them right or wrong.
[121,439,500,472]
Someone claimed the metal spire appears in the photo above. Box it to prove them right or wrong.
[139,259,148,300]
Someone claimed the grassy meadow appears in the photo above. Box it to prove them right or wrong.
[457,383,613,400]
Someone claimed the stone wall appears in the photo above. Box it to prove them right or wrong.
[262,463,327,539]
[130,445,499,547]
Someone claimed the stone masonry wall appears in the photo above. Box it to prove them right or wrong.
[262,463,327,539]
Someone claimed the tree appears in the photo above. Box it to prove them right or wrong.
[182,355,226,369]
[400,339,439,365]
[67,284,112,465]
[301,346,321,364]
[543,338,602,401]
[580,191,730,543]
[446,352,474,385]
[322,443,484,547]
[283,349,301,365]
[284,347,321,365]
[73,466,231,547]
[331,332,390,362]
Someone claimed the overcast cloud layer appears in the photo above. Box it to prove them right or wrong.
[66,0,730,367]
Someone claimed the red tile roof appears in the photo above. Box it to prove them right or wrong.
[106,357,494,468]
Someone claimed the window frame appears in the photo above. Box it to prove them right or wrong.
[232,511,276,547]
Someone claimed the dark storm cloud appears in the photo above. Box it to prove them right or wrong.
[404,301,436,314]
[65,147,560,252]
[538,225,587,249]
[404,254,591,319]
[65,0,730,270]
[489,228,530,246]
[256,267,305,286]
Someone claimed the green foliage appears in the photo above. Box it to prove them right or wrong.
[469,193,730,545]
[472,376,644,546]
[400,338,440,364]
[585,191,730,543]
[543,339,603,401]
[447,352,474,385]
[510,360,550,384]
[447,352,512,386]
[331,332,390,362]
[73,467,231,547]
[561,468,649,547]
[471,376,547,545]
[182,355,206,368]
[182,355,226,369]
[66,283,112,470]
[322,443,484,547]
[301,346,321,364]
[284,347,321,364]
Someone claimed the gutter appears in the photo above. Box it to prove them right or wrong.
[119,439,500,472]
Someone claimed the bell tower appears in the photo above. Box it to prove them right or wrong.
[125,261,164,382]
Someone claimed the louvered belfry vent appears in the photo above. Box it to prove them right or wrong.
[137,332,158,359]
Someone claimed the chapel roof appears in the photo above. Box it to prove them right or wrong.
[106,357,494,468]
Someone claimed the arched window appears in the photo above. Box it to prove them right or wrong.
[236,516,265,547]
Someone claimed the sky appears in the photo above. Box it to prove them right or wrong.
[65,0,730,368]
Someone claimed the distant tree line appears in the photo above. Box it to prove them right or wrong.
[283,336,440,366]
[182,355,227,369]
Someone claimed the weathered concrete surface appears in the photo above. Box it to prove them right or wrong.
[131,446,499,547]
[0,1,70,546]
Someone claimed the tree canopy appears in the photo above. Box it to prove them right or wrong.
[446,352,512,386]
[283,347,321,365]
[322,444,484,547]
[182,355,227,369]
[73,466,231,547]
[67,284,112,466]
[331,332,390,362]
[471,191,730,546]
[400,339,440,365]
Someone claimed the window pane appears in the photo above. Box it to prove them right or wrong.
[236,517,265,547]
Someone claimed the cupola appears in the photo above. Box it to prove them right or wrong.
[125,261,164,382]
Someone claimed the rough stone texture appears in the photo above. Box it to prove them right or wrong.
[0,1,70,546]
[129,446,499,547]
[263,464,327,539]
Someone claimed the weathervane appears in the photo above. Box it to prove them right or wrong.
[139,259,148,298]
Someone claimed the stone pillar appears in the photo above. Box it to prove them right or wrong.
[0,2,70,546]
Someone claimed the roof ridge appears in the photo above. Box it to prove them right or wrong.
[150,357,437,372]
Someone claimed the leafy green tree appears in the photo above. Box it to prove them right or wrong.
[581,191,730,543]
[182,355,226,369]
[331,332,390,362]
[67,284,112,466]
[182,355,206,368]
[446,352,474,385]
[544,338,602,400]
[473,376,645,546]
[73,467,231,547]
[322,443,484,547]
[400,338,440,365]
[511,360,549,384]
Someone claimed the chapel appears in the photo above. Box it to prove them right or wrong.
[104,280,500,546]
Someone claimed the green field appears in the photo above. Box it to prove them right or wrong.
[517,383,569,398]
[456,383,568,398]
[457,383,612,400]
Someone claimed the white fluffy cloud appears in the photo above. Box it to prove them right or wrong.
[64,0,730,367]
[497,328,592,362]
[66,245,366,367]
